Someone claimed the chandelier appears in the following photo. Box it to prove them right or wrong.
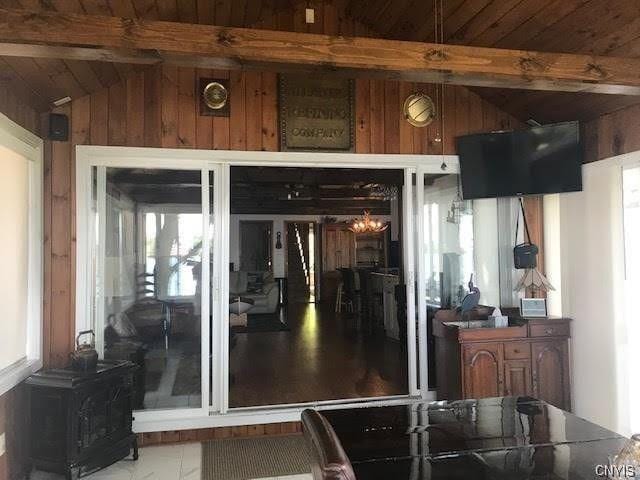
[348,211,389,234]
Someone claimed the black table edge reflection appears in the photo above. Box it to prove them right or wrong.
[318,396,628,479]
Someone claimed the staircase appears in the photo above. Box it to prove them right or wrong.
[287,223,311,303]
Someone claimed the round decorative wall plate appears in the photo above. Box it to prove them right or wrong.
[403,93,436,127]
[203,81,228,110]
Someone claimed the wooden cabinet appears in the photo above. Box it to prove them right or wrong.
[322,224,389,271]
[462,343,503,399]
[322,223,355,272]
[434,316,571,411]
[532,340,570,411]
[354,232,388,268]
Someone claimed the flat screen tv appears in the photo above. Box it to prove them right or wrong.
[456,121,583,200]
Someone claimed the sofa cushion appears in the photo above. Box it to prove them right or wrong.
[243,293,268,307]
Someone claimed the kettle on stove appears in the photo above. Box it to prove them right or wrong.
[70,330,99,372]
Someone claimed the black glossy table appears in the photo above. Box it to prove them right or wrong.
[321,396,627,479]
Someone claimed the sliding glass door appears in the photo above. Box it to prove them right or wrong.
[83,162,221,417]
[77,147,465,428]
[227,165,412,408]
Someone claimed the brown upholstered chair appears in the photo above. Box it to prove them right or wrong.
[301,409,357,480]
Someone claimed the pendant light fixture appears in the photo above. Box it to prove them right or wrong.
[433,0,447,171]
[348,211,389,234]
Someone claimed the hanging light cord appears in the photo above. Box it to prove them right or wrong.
[434,0,446,168]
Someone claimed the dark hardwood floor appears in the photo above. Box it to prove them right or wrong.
[229,302,409,407]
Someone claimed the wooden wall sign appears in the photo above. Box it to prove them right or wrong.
[279,74,354,152]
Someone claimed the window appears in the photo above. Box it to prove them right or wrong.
[0,113,43,396]
[141,210,203,298]
[423,174,474,307]
[623,165,640,433]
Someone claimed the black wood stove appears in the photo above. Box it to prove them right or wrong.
[25,360,138,480]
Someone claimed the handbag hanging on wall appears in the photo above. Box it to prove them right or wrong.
[513,197,539,270]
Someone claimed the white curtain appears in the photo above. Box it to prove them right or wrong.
[554,154,638,435]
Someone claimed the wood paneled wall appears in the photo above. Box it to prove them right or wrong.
[137,421,303,447]
[0,86,39,480]
[583,102,640,163]
[0,83,40,136]
[44,66,521,366]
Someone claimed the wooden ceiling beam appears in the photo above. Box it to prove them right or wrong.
[3,8,640,94]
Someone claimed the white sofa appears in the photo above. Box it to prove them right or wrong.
[229,271,279,314]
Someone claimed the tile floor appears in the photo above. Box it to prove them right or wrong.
[29,443,313,480]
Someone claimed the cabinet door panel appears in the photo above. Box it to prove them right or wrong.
[323,225,355,271]
[532,340,570,410]
[463,343,503,399]
[504,359,532,397]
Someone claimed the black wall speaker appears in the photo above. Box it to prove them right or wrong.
[48,113,69,141]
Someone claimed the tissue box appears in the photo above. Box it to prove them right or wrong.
[489,315,509,328]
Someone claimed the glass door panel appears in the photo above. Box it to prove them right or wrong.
[228,166,409,408]
[422,173,474,391]
[95,167,205,411]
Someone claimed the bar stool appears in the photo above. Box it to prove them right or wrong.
[334,281,353,313]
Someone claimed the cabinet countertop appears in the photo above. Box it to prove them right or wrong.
[434,316,571,342]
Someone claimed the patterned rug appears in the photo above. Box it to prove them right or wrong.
[202,435,311,480]
[232,313,291,333]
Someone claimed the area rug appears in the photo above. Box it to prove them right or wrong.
[202,435,311,480]
[232,313,291,333]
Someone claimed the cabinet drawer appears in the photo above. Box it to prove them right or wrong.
[530,323,570,338]
[504,342,530,360]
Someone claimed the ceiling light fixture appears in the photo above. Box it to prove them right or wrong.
[52,96,72,107]
[446,177,472,224]
[348,211,389,234]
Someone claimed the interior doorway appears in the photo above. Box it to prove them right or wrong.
[239,221,273,272]
[285,221,317,304]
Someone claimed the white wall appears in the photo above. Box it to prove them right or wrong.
[0,146,29,370]
[551,158,630,435]
[230,214,392,277]
[543,194,562,316]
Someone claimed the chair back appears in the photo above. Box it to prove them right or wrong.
[301,409,357,480]
[338,268,356,297]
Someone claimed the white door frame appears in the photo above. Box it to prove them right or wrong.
[75,145,459,431]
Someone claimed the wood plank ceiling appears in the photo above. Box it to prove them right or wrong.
[1,0,639,123]
[349,0,640,123]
